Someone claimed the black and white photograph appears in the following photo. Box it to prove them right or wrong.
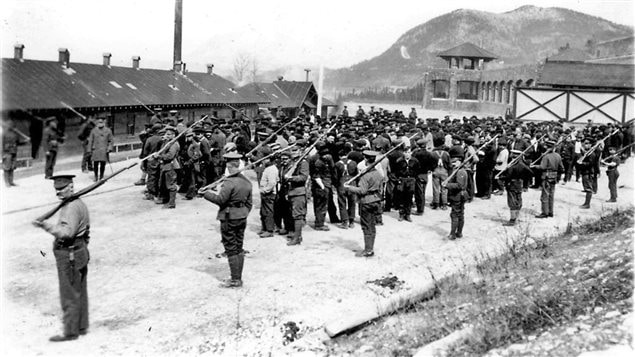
[1,0,634,355]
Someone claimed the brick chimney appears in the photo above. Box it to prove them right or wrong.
[58,48,70,67]
[103,53,112,66]
[207,64,214,75]
[173,60,182,72]
[132,56,140,69]
[14,44,24,60]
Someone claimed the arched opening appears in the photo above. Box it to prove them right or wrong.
[492,81,499,103]
[486,82,491,101]
[497,82,504,103]
[525,79,534,87]
[481,82,486,101]
[506,80,513,104]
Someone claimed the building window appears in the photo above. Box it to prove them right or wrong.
[457,81,479,100]
[433,80,449,99]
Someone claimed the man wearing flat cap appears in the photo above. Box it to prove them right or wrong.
[32,174,91,341]
[141,124,164,201]
[202,152,252,288]
[43,116,64,179]
[345,150,383,257]
[282,146,310,246]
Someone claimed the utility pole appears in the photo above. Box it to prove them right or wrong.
[304,69,311,82]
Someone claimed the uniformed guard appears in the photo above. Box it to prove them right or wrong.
[202,152,253,288]
[501,150,534,226]
[2,119,29,187]
[156,126,180,208]
[577,138,598,209]
[32,174,91,341]
[531,139,565,218]
[43,116,64,179]
[283,146,310,246]
[444,147,468,240]
[344,150,383,257]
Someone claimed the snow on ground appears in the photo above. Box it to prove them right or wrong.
[1,157,633,356]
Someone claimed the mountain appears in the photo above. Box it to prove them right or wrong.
[324,5,633,90]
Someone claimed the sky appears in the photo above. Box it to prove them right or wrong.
[1,0,633,79]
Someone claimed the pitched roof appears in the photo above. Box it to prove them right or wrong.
[538,62,635,89]
[437,42,498,60]
[547,48,593,62]
[272,81,314,108]
[239,82,295,108]
[1,58,264,112]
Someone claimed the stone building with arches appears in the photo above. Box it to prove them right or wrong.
[422,42,540,116]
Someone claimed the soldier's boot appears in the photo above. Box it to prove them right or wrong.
[503,210,518,226]
[219,255,243,288]
[287,220,303,246]
[3,171,11,188]
[448,218,458,240]
[580,192,592,209]
[144,192,155,200]
[456,217,464,238]
[134,178,146,186]
[155,195,165,204]
[166,191,176,209]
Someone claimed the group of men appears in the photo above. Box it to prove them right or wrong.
[22,104,633,343]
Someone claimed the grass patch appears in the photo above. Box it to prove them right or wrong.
[327,209,634,356]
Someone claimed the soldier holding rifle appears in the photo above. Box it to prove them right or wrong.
[32,174,90,342]
[200,152,253,288]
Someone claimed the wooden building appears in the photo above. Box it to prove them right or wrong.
[1,46,267,160]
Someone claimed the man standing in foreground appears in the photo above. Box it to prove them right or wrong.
[345,150,383,257]
[443,149,468,240]
[32,174,90,341]
[532,140,565,218]
[202,153,252,288]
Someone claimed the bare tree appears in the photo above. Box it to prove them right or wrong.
[249,57,259,83]
[233,53,250,84]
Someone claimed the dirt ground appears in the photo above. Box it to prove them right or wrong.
[1,156,633,356]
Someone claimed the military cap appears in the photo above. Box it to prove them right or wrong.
[464,136,475,145]
[185,130,194,137]
[416,138,426,146]
[49,174,75,190]
[449,146,464,159]
[164,125,177,134]
[510,149,523,155]
[583,137,594,144]
[223,152,243,161]
[362,150,379,157]
[452,134,463,141]
[151,123,163,132]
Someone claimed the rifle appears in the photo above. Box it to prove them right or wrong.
[601,143,635,162]
[245,116,300,158]
[60,101,87,120]
[198,144,296,193]
[34,115,209,222]
[345,132,419,185]
[577,129,619,165]
[35,161,138,222]
[283,123,338,178]
[495,134,546,180]
[442,134,499,186]
[135,99,156,115]
[530,135,565,166]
